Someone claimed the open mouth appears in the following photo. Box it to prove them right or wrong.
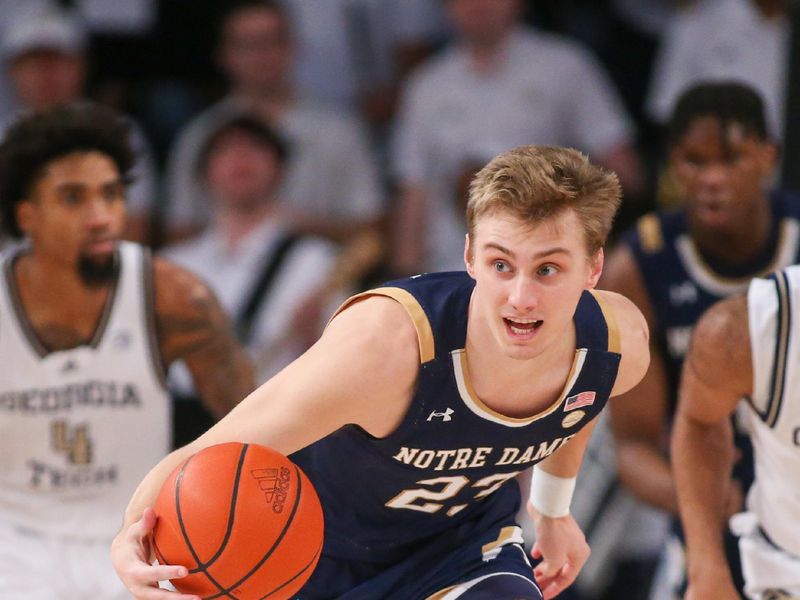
[695,196,730,219]
[503,317,543,336]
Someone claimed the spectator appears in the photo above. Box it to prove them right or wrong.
[647,0,789,140]
[0,7,160,245]
[391,0,644,275]
[280,0,446,127]
[163,0,385,246]
[163,114,339,388]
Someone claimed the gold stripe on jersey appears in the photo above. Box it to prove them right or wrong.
[636,214,664,253]
[425,585,457,600]
[589,290,621,353]
[766,271,791,428]
[453,348,586,426]
[328,287,435,363]
[480,525,524,558]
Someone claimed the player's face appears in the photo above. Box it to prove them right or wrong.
[205,129,282,211]
[465,209,602,361]
[219,7,292,93]
[16,151,126,284]
[670,117,777,234]
[446,0,521,45]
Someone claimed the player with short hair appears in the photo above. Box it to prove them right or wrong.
[112,145,650,600]
[672,266,800,599]
[0,103,254,599]
[601,81,800,598]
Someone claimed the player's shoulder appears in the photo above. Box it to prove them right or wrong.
[692,293,749,361]
[593,289,650,395]
[593,289,648,346]
[151,256,220,321]
[682,293,752,394]
[618,210,683,256]
[601,211,681,302]
[324,292,423,370]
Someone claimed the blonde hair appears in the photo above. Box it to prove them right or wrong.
[466,145,621,255]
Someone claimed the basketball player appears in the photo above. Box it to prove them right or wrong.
[0,103,254,599]
[112,145,650,600]
[672,266,800,599]
[600,81,800,598]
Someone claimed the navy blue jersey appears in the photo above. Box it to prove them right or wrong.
[622,190,800,563]
[623,190,800,404]
[291,271,621,567]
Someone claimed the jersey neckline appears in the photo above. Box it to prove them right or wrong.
[2,248,121,358]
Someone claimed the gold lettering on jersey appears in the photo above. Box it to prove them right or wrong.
[470,447,492,468]
[392,438,576,471]
[51,420,92,465]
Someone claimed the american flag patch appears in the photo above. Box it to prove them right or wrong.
[564,391,596,411]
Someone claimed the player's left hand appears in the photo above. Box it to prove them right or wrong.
[529,509,590,600]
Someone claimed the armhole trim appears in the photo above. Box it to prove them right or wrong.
[765,271,791,427]
[143,249,168,389]
[588,290,621,354]
[637,214,664,253]
[328,287,435,363]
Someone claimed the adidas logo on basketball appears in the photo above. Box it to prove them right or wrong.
[251,467,292,513]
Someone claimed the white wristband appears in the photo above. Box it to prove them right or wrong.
[529,467,576,518]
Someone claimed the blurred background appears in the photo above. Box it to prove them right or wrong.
[1,1,794,598]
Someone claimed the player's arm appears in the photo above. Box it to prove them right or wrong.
[112,296,420,599]
[599,244,677,512]
[153,258,255,418]
[671,295,750,600]
[528,416,597,599]
[529,288,649,599]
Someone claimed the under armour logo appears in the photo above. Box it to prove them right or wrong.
[61,360,78,373]
[427,408,454,422]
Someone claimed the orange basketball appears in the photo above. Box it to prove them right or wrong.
[153,442,324,600]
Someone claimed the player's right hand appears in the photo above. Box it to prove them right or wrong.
[111,507,200,600]
[529,511,590,599]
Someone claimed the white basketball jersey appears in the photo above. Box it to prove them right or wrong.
[745,265,800,557]
[0,242,171,538]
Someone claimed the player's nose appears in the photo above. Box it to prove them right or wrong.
[508,276,538,312]
[85,197,115,228]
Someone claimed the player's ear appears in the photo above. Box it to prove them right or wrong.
[586,248,604,288]
[464,234,476,277]
[759,140,779,180]
[16,199,36,236]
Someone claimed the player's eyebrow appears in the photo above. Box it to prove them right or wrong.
[483,242,572,259]
[55,177,123,192]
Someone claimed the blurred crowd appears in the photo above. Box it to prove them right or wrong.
[0,0,795,598]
